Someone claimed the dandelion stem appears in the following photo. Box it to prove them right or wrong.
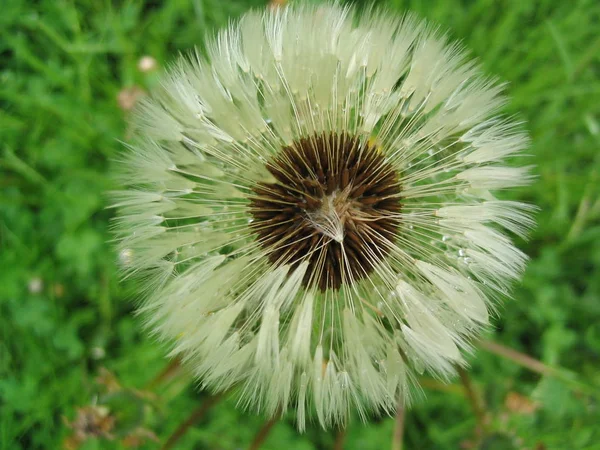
[334,427,346,450]
[391,400,405,450]
[456,365,487,436]
[247,415,279,450]
[161,394,222,450]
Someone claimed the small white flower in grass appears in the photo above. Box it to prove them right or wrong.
[138,56,158,73]
[111,3,535,430]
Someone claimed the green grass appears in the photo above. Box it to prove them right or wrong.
[1,0,599,449]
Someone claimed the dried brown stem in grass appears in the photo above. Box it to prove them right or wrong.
[479,340,557,377]
[161,394,223,450]
[456,365,488,437]
[480,339,600,397]
[145,357,182,390]
[419,377,464,395]
[269,0,287,7]
[333,427,346,450]
[247,415,280,450]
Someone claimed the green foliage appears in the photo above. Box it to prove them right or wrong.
[1,0,599,449]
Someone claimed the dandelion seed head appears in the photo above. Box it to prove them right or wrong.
[112,2,535,430]
[249,133,401,291]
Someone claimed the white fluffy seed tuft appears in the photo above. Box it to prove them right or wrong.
[112,2,535,430]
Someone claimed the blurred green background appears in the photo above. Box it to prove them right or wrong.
[1,0,599,448]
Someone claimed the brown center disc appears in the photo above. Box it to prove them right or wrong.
[249,133,402,292]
